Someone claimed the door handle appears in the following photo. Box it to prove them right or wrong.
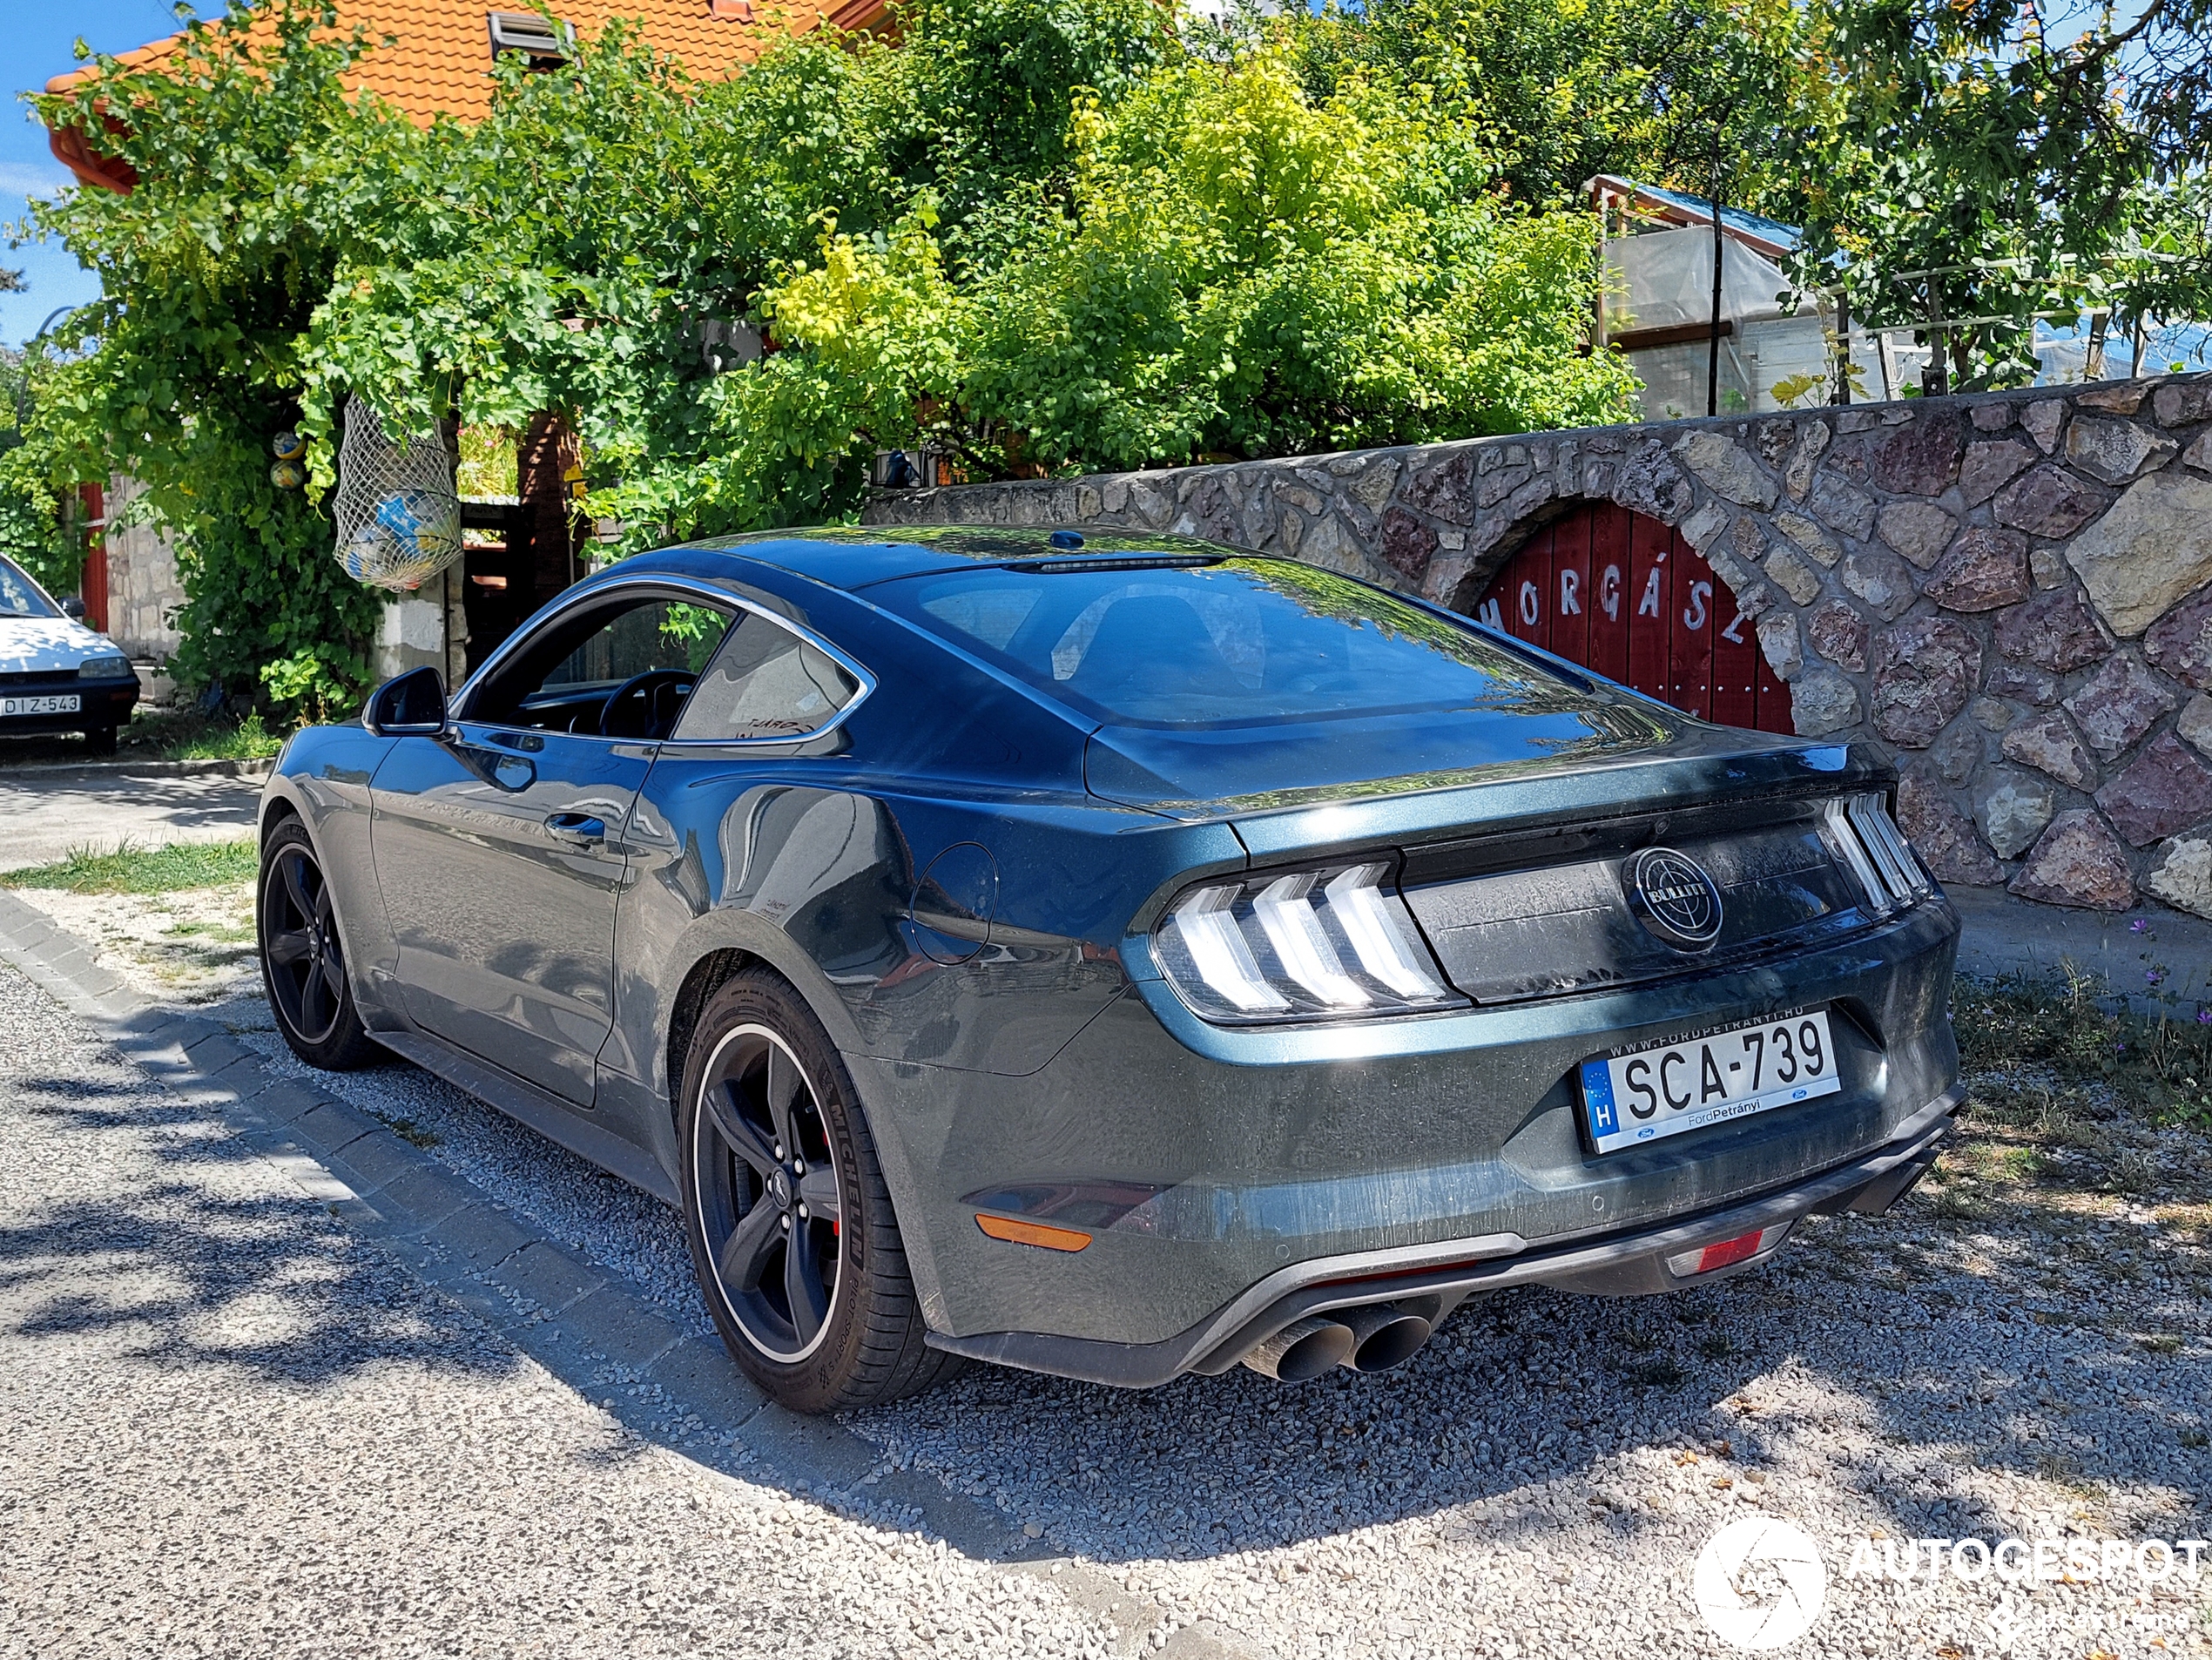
[543,812,607,847]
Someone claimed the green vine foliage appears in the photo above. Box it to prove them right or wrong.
[0,348,74,593]
[19,0,1669,706]
[22,4,394,708]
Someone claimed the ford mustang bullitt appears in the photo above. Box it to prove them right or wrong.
[257,527,1959,1413]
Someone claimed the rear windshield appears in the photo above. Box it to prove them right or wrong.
[869,557,1565,728]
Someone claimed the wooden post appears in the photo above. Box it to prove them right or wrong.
[76,482,109,632]
[517,413,585,610]
[1706,144,1724,418]
[1833,289,1851,405]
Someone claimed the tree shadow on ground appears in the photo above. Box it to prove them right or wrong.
[847,1198,2211,1564]
[0,1078,521,1389]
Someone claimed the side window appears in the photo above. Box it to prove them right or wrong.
[472,594,736,736]
[541,600,730,692]
[671,612,862,742]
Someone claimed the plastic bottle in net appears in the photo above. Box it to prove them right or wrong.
[332,398,463,591]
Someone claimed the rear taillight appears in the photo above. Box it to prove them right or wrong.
[1821,793,1932,916]
[1153,860,1462,1023]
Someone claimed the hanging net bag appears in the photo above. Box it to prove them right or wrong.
[331,397,463,591]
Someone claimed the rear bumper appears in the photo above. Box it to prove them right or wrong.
[925,1083,1958,1387]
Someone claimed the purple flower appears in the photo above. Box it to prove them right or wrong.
[2196,1009,2211,1026]
[2148,968,2166,986]
[2133,918,2153,934]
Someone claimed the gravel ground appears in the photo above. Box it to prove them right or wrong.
[0,964,1127,1660]
[238,997,2212,1658]
[6,886,2211,1657]
[10,881,257,1003]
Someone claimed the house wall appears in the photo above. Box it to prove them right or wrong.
[862,376,2212,919]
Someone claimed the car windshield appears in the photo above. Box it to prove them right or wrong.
[870,557,1568,729]
[0,558,57,619]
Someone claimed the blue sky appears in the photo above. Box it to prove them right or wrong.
[1,0,223,348]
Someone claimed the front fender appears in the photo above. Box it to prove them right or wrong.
[261,725,400,1024]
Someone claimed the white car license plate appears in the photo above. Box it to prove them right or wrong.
[1580,1008,1841,1155]
[0,694,79,717]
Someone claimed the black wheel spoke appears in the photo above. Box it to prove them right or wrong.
[299,962,330,1033]
[797,1168,840,1224]
[705,1081,779,1177]
[281,853,314,923]
[266,928,313,967]
[764,1045,801,1153]
[785,1226,829,1344]
[718,1199,783,1292]
[320,952,346,997]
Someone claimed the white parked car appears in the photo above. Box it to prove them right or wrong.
[0,555,139,753]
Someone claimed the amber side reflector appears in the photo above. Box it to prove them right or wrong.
[975,1213,1091,1252]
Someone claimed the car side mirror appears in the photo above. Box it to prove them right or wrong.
[365,665,448,737]
[59,597,86,620]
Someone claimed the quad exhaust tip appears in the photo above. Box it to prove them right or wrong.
[1241,1316,1355,1381]
[1240,1302,1435,1382]
[1338,1303,1432,1373]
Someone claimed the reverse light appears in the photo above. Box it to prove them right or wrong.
[1154,860,1460,1024]
[1821,793,1932,916]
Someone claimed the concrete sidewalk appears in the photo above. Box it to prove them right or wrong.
[0,764,263,871]
[1950,886,2212,1002]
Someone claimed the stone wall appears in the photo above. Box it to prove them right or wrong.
[863,375,2212,917]
[99,475,185,665]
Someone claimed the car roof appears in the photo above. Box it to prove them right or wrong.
[648,524,1233,592]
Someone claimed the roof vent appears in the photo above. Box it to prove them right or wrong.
[488,12,573,64]
[708,0,756,17]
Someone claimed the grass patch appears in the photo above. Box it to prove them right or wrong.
[163,918,254,944]
[1956,968,2212,1132]
[123,708,287,763]
[1,840,257,894]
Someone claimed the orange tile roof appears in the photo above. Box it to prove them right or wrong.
[47,0,885,130]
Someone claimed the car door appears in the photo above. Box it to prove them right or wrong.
[370,585,734,1104]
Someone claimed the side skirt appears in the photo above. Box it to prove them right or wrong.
[371,1029,680,1206]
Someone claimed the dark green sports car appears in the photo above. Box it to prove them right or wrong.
[257,526,1960,1413]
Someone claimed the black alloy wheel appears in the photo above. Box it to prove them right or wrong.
[678,970,960,1412]
[695,1023,846,1360]
[257,818,381,1070]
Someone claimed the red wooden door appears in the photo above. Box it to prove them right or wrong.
[1471,501,1794,735]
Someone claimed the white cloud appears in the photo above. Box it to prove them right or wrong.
[0,162,72,202]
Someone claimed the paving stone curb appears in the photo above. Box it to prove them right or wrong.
[0,886,1257,1660]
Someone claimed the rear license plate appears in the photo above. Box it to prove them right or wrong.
[1580,1008,1841,1155]
[0,694,78,717]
